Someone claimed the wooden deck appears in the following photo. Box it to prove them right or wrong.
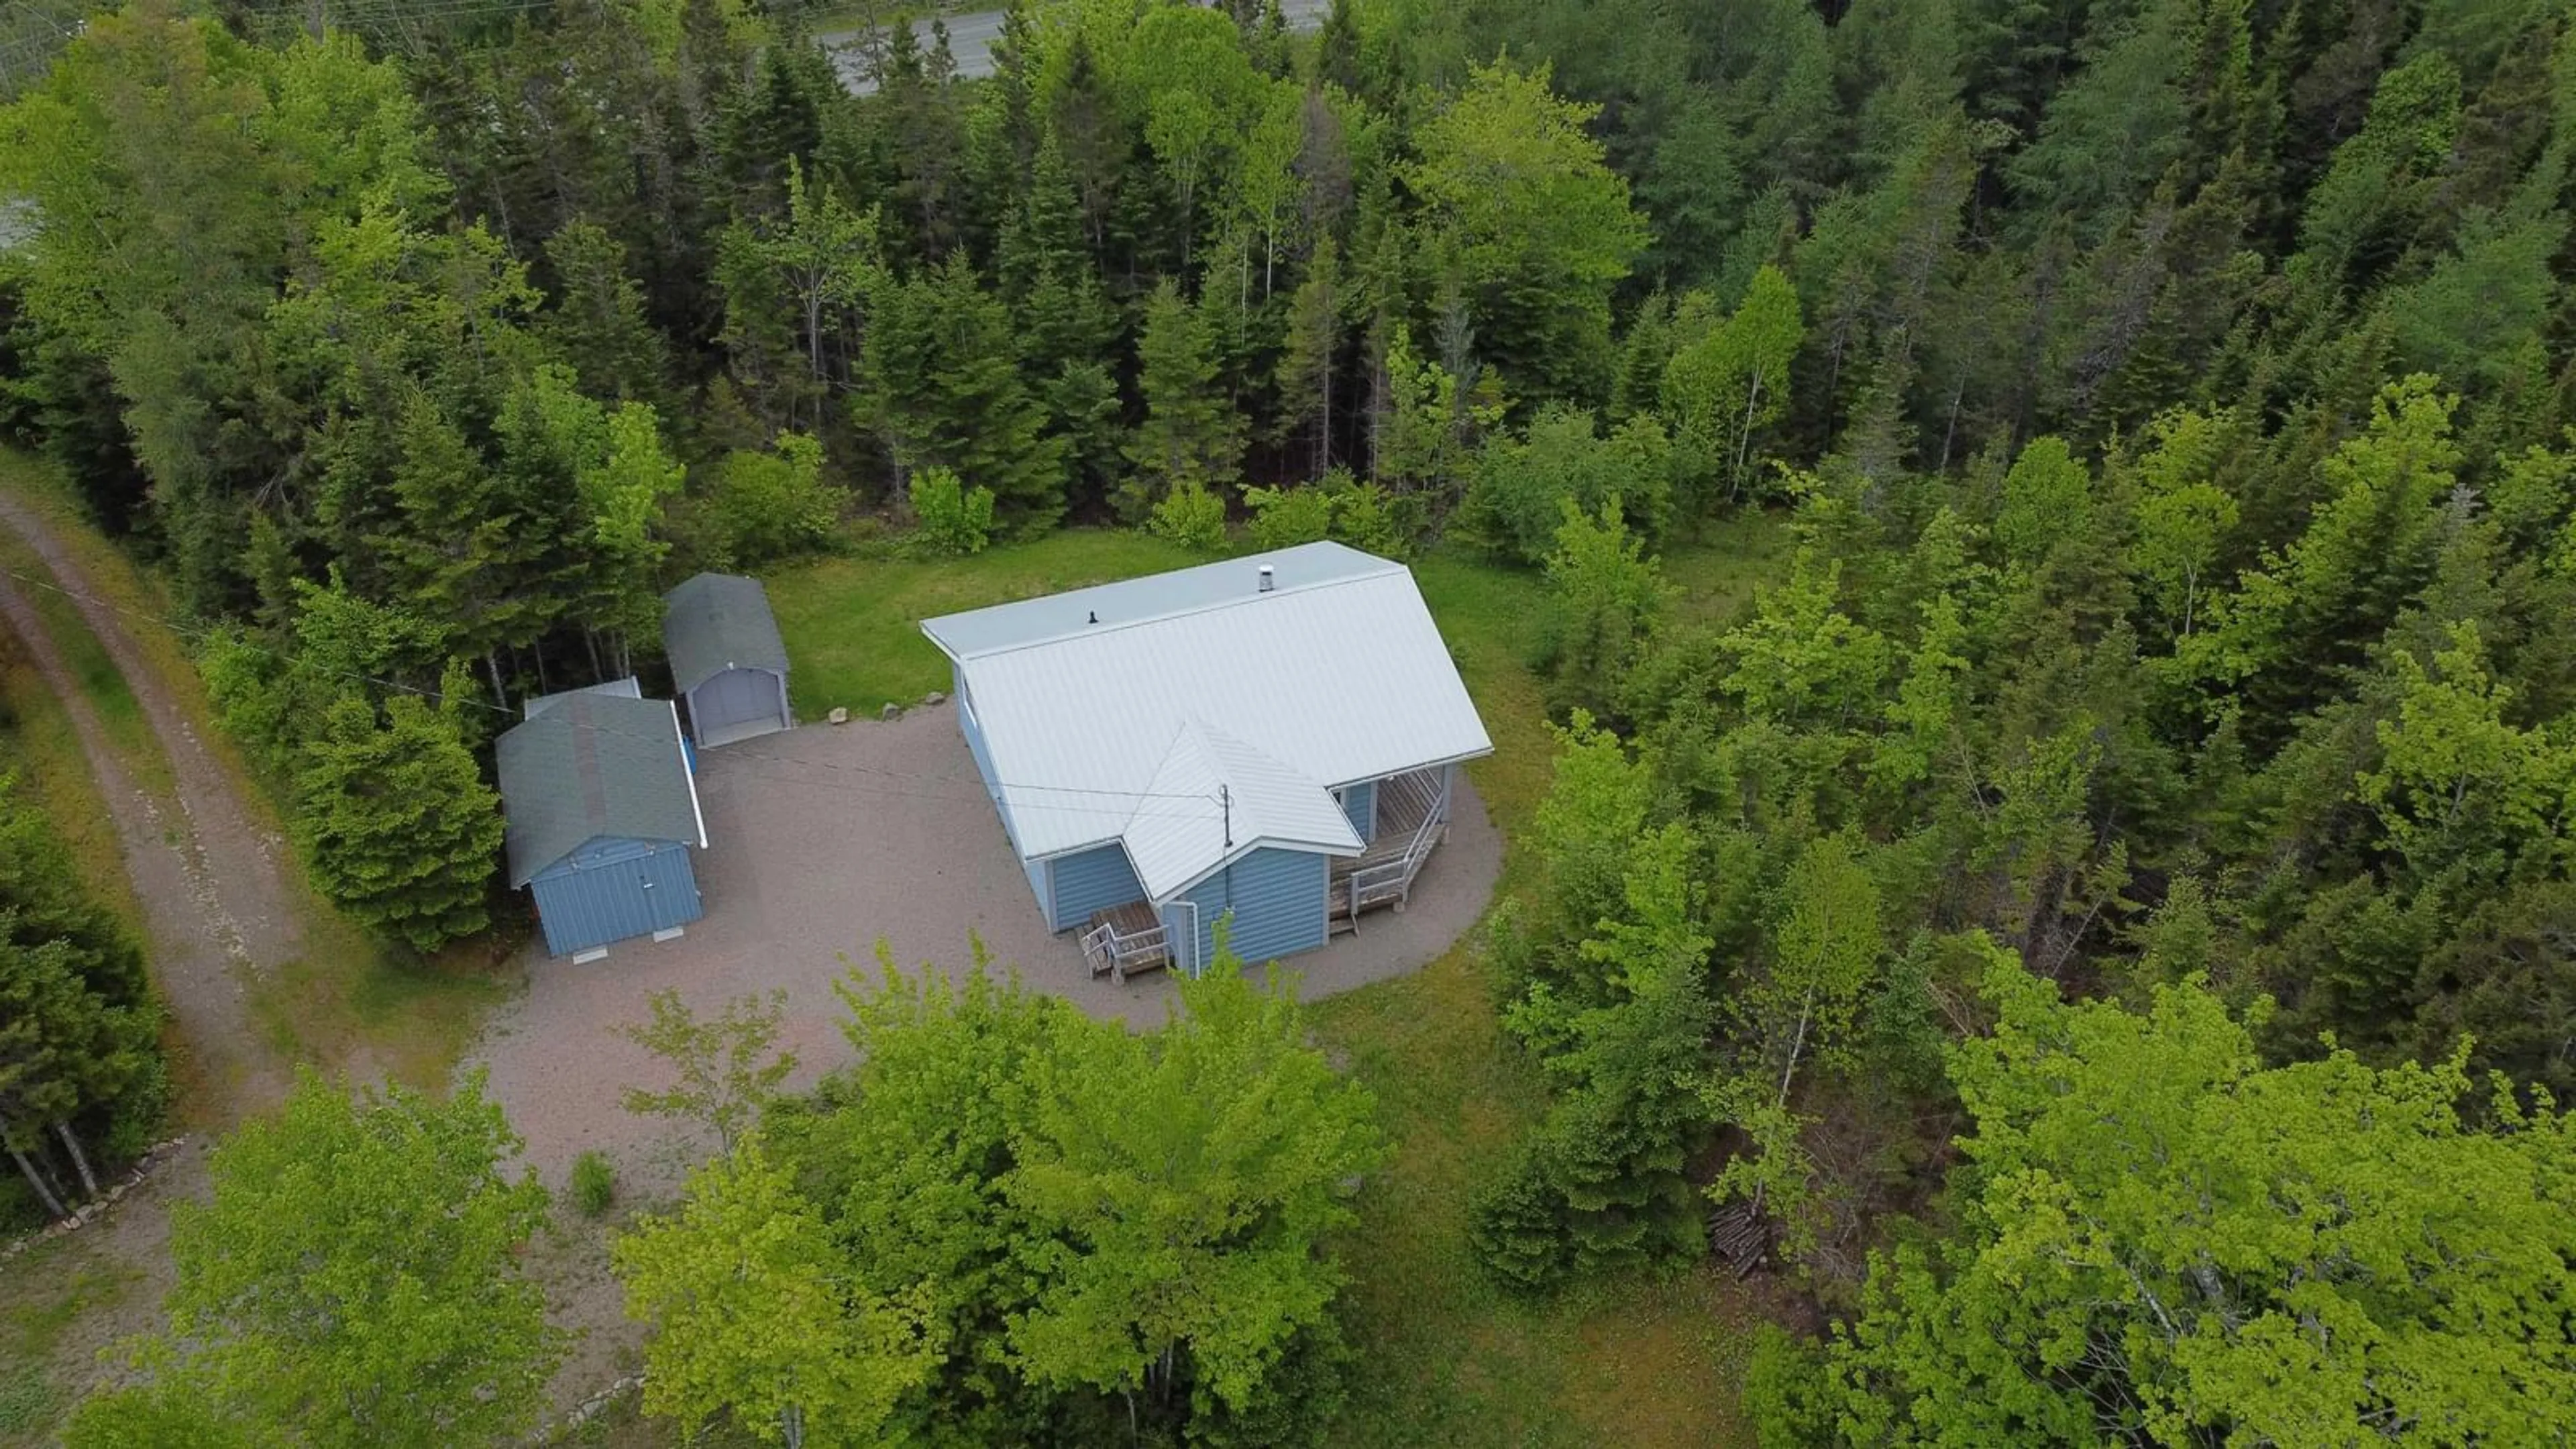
[1096,900,1159,936]
[1084,766,1456,977]
[1330,766,1452,933]
[1081,900,1171,983]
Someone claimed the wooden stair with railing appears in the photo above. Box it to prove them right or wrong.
[1328,767,1450,935]
[1080,900,1171,984]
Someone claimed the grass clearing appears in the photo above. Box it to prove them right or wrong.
[0,1236,142,1444]
[246,927,525,1095]
[1667,507,1795,627]
[0,620,145,941]
[767,531,1200,713]
[0,464,172,798]
[767,513,1794,1445]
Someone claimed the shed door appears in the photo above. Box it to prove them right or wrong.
[694,669,782,744]
[625,843,704,934]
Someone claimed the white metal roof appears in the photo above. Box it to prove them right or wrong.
[922,546,1493,875]
[1122,721,1364,899]
[921,541,1398,659]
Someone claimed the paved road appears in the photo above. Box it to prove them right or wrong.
[821,0,1331,94]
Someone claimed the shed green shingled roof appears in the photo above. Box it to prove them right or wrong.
[662,572,789,694]
[496,692,706,887]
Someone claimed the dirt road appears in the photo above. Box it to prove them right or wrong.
[0,496,301,1118]
[0,492,313,1444]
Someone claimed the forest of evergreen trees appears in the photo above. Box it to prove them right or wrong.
[7,0,2576,1438]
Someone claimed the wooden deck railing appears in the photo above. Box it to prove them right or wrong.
[1334,769,1450,931]
[1080,913,1171,984]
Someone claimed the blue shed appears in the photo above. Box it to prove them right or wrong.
[497,690,710,959]
[920,543,1494,981]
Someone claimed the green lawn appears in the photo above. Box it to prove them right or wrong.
[0,458,173,797]
[763,515,1796,1446]
[1667,508,1795,627]
[0,618,145,944]
[764,518,1794,721]
[766,531,1203,714]
[0,1237,138,1442]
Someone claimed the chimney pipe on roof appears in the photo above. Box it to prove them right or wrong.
[1257,564,1275,594]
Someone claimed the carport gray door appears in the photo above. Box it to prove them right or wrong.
[696,669,779,737]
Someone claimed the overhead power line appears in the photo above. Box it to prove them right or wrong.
[0,562,1228,820]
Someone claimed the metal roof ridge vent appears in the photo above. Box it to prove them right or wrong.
[1258,564,1275,593]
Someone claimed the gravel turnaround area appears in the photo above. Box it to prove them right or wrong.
[465,702,1501,1405]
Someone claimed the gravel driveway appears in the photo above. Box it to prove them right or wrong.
[473,700,1501,1182]
[465,702,1501,1405]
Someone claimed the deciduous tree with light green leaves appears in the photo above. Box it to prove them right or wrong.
[68,1071,558,1448]
[1401,58,1648,398]
[1718,551,1893,731]
[616,1135,936,1448]
[1466,403,1676,564]
[712,159,881,434]
[610,946,1380,1442]
[2127,407,2241,639]
[1006,961,1387,1424]
[710,431,841,568]
[617,987,799,1155]
[2358,620,2569,879]
[1707,830,1886,1264]
[1805,953,2576,1446]
[1536,499,1672,721]
[1660,264,1803,504]
[1371,319,1500,501]
[1992,434,2094,567]
[908,465,996,556]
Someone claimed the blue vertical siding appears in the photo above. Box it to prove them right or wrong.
[530,837,703,955]
[1339,780,1377,842]
[1049,843,1146,930]
[1169,847,1329,971]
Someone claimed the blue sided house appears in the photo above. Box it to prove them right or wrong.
[921,542,1493,981]
[498,684,710,959]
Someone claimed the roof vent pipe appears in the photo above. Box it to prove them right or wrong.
[1258,565,1275,593]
